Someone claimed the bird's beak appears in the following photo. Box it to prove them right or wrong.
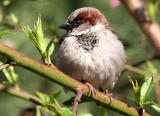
[58,21,72,30]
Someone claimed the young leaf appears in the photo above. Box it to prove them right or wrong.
[127,97,138,105]
[128,76,140,102]
[78,113,93,116]
[23,16,55,64]
[140,76,153,107]
[3,0,12,6]
[38,106,57,116]
[35,17,44,41]
[0,29,10,38]
[46,38,54,61]
[23,26,44,54]
[147,2,156,20]
[2,65,19,86]
[151,104,160,113]
[6,13,19,25]
[50,90,61,103]
[146,61,158,75]
[36,91,50,105]
[62,108,72,116]
[36,106,42,116]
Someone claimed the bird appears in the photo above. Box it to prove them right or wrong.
[56,7,126,92]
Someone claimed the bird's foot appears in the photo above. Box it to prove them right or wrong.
[72,82,96,116]
[103,90,113,98]
[85,82,96,97]
[103,90,113,104]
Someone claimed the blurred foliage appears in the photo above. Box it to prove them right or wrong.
[0,0,160,116]
[146,0,160,20]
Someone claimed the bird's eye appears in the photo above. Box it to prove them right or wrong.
[74,20,82,27]
[76,20,81,25]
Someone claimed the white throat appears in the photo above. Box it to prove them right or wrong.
[71,22,105,36]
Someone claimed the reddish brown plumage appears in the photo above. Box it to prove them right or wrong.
[74,10,108,27]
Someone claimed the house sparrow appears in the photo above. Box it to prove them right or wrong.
[56,7,126,91]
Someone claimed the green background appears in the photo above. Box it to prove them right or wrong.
[0,0,159,115]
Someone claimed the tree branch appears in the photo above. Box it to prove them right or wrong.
[0,83,43,105]
[124,64,150,77]
[120,0,160,56]
[0,44,150,116]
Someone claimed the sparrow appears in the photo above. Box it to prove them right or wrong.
[56,7,126,91]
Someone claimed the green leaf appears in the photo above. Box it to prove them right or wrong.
[38,106,57,116]
[140,76,153,107]
[62,108,72,116]
[2,65,19,86]
[35,16,44,41]
[50,90,61,103]
[36,91,50,105]
[46,38,54,57]
[78,113,93,116]
[127,97,137,104]
[148,2,156,20]
[22,16,55,64]
[151,104,160,113]
[128,76,140,102]
[36,106,42,116]
[3,0,11,6]
[0,29,10,38]
[23,26,44,54]
[146,61,158,75]
[6,13,19,25]
[34,17,48,54]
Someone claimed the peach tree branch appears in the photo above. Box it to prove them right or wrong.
[0,44,150,116]
[0,83,43,105]
[120,0,160,56]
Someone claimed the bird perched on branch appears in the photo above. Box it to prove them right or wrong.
[56,7,126,91]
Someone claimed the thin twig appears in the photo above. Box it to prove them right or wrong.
[124,64,150,77]
[0,83,43,105]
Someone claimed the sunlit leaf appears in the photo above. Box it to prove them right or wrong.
[148,2,156,20]
[128,76,140,102]
[36,91,50,105]
[23,26,44,54]
[35,16,44,42]
[2,65,19,86]
[3,0,11,6]
[22,16,55,64]
[78,113,93,116]
[140,76,153,106]
[62,108,72,116]
[152,104,160,113]
[46,38,54,57]
[38,106,57,116]
[36,106,42,116]
[6,13,19,25]
[50,90,61,103]
[0,29,10,38]
[146,61,158,75]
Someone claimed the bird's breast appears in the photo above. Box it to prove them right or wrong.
[56,32,125,90]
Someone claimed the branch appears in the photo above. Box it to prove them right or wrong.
[120,0,160,56]
[0,44,150,116]
[124,64,149,77]
[0,83,43,105]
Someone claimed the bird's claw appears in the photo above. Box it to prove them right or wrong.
[85,82,96,97]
